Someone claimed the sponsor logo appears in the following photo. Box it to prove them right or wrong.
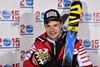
[58,0,73,9]
[46,11,57,18]
[20,24,33,35]
[20,0,33,8]
[0,38,20,49]
[0,10,20,22]
[83,39,91,47]
[79,39,99,50]
[35,11,45,22]
[81,12,100,22]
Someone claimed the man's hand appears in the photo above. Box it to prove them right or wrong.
[30,49,50,65]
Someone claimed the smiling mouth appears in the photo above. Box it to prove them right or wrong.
[49,32,56,36]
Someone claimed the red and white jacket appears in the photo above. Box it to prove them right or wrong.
[23,31,93,67]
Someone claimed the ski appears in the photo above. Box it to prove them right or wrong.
[62,1,82,67]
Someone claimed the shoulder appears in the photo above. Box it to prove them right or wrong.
[35,32,47,42]
[75,39,83,50]
[34,32,48,46]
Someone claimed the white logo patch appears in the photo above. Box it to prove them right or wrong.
[46,11,57,18]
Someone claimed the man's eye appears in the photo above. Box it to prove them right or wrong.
[46,25,50,28]
[54,25,58,27]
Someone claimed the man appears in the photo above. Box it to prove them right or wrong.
[23,9,93,67]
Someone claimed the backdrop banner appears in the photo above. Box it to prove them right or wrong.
[0,0,100,67]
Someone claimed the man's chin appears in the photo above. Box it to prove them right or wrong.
[49,36,58,41]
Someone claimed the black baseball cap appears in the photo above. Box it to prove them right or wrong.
[44,9,61,24]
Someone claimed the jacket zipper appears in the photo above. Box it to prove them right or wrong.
[54,43,56,56]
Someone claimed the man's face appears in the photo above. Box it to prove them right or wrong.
[44,21,63,41]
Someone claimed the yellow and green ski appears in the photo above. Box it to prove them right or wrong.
[62,1,82,67]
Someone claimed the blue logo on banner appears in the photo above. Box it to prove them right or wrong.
[26,0,33,6]
[63,0,71,8]
[84,12,92,21]
[3,38,11,46]
[41,12,45,21]
[58,0,71,9]
[4,64,11,67]
[83,39,91,47]
[2,10,11,19]
[26,25,33,33]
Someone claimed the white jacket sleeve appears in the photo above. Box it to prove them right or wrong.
[77,45,92,67]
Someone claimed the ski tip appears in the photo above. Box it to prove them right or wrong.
[71,1,82,9]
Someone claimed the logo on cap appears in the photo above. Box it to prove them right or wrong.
[46,11,57,18]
